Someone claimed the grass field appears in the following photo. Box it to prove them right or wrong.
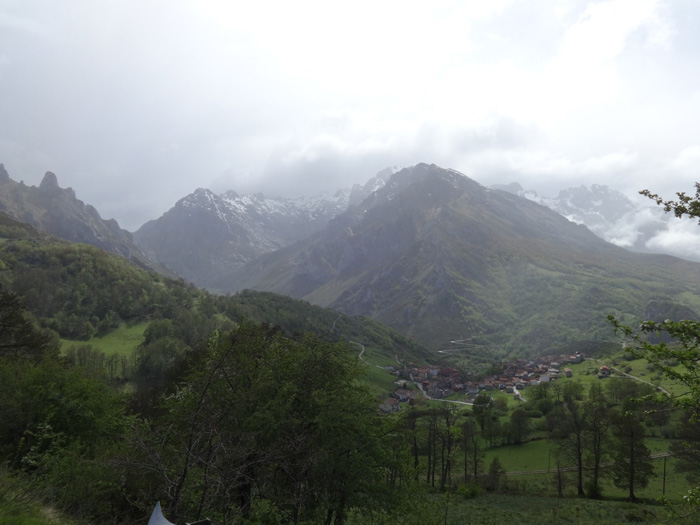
[478,437,692,504]
[359,343,402,368]
[355,343,406,398]
[563,353,684,397]
[349,492,695,524]
[442,493,687,524]
[492,456,692,505]
[61,322,148,357]
[363,361,401,398]
[0,469,76,525]
[489,388,523,409]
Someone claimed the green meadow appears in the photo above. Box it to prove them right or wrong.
[61,322,148,357]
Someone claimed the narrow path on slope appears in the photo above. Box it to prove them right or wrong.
[351,341,384,369]
[590,359,671,396]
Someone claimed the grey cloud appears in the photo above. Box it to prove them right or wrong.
[2,0,700,245]
[645,219,700,262]
[449,118,537,153]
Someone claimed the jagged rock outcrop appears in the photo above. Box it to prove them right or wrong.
[39,171,60,192]
[0,166,166,273]
[0,164,9,183]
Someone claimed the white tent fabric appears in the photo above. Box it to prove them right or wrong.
[148,501,175,525]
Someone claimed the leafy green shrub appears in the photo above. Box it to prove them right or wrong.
[534,397,554,415]
[584,479,602,499]
[247,498,287,525]
[458,482,483,500]
[624,508,656,522]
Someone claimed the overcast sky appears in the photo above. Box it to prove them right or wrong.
[1,0,700,232]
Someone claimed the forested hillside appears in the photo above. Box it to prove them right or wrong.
[0,210,446,523]
[0,211,429,360]
[2,209,700,524]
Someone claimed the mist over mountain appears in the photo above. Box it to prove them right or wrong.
[493,182,699,262]
[136,165,700,294]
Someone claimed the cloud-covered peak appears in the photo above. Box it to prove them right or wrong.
[496,181,700,260]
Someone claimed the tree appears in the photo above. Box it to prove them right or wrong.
[460,416,482,484]
[609,407,655,502]
[0,286,58,359]
[609,317,700,413]
[482,417,502,448]
[548,400,586,496]
[640,184,700,222]
[508,408,530,445]
[472,394,493,431]
[561,381,584,403]
[131,323,386,524]
[438,406,459,491]
[620,183,700,414]
[424,407,439,487]
[485,456,506,492]
[0,354,131,521]
[583,382,609,498]
[609,183,700,506]
[530,381,551,401]
[670,411,700,489]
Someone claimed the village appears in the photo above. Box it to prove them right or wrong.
[379,351,609,413]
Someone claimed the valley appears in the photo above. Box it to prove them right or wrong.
[5,0,700,521]
[1,163,700,523]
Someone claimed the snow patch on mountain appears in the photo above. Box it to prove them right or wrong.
[133,167,398,287]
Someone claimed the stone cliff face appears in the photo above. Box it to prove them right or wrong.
[0,164,10,183]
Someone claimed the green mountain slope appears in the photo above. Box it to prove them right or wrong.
[225,164,700,359]
[0,211,432,364]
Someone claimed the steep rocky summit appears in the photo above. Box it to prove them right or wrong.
[0,164,162,272]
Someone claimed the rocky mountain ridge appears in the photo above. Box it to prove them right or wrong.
[137,165,699,292]
[132,166,399,288]
[0,164,165,273]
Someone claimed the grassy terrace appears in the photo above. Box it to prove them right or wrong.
[61,322,148,357]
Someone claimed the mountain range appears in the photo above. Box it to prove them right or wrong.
[3,161,700,365]
[132,167,398,289]
[219,164,700,359]
[136,169,696,290]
